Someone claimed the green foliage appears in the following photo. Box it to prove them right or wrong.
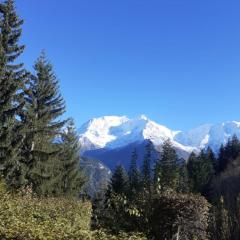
[0,178,146,240]
[110,165,129,195]
[128,148,141,195]
[156,139,180,192]
[92,230,147,240]
[217,135,240,173]
[209,197,231,240]
[58,119,85,197]
[141,141,153,192]
[0,179,92,239]
[22,52,66,196]
[0,0,28,189]
[187,149,214,194]
[149,191,210,240]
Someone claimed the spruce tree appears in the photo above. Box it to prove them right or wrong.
[153,152,162,194]
[128,148,141,195]
[215,197,230,240]
[0,0,28,189]
[22,52,66,196]
[110,165,129,195]
[178,163,190,193]
[218,136,240,173]
[187,150,214,194]
[59,119,85,197]
[141,141,152,193]
[187,152,198,191]
[159,139,179,191]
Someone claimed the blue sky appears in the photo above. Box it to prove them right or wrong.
[16,0,240,131]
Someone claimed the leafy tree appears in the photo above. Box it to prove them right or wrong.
[21,52,66,196]
[58,119,85,197]
[149,192,210,240]
[0,0,28,189]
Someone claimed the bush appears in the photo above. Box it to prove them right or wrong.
[92,230,147,240]
[0,181,92,239]
[0,180,147,239]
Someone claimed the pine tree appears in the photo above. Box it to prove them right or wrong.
[206,146,217,172]
[178,163,190,193]
[0,0,28,189]
[187,152,198,191]
[218,136,240,173]
[214,197,230,240]
[141,141,152,193]
[159,139,179,191]
[128,148,141,195]
[110,165,129,195]
[59,119,85,197]
[22,52,66,196]
[187,150,214,194]
[153,152,162,194]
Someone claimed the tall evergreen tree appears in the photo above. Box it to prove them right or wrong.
[218,136,240,173]
[141,141,152,193]
[59,119,85,197]
[110,165,129,195]
[153,152,162,194]
[0,0,28,189]
[128,148,141,194]
[178,163,190,193]
[159,139,179,191]
[214,197,231,240]
[21,52,66,196]
[187,150,214,194]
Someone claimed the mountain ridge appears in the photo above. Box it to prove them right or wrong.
[79,115,240,155]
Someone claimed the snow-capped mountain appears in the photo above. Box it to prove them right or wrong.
[79,115,196,153]
[79,115,240,154]
[175,121,240,152]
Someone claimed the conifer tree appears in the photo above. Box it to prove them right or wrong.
[187,150,214,194]
[214,197,230,240]
[218,136,240,173]
[128,148,141,195]
[0,0,28,189]
[110,165,129,195]
[59,119,85,197]
[141,141,152,193]
[153,152,162,194]
[159,139,179,191]
[22,52,66,196]
[178,163,190,193]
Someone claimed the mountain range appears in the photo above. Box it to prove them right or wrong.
[78,115,240,195]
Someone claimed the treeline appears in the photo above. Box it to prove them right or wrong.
[94,137,240,240]
[0,0,83,197]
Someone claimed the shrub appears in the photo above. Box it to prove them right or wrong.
[0,180,147,239]
[0,181,92,239]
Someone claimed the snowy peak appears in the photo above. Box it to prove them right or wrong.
[79,116,129,149]
[79,116,240,154]
[79,115,195,152]
[175,121,240,152]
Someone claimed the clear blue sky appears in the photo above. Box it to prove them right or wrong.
[16,0,240,131]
